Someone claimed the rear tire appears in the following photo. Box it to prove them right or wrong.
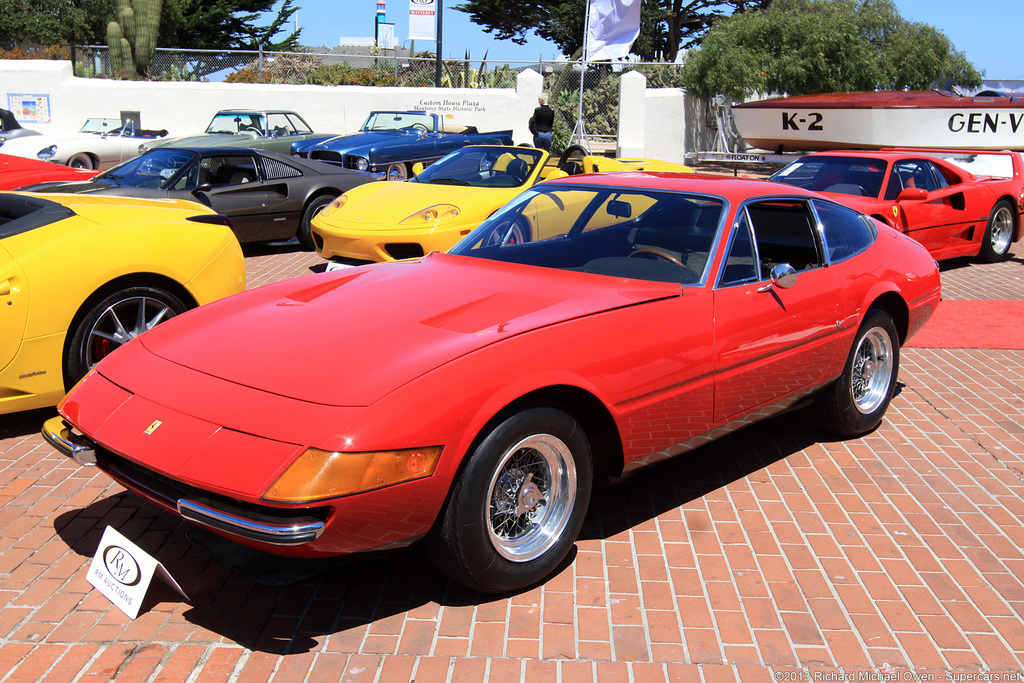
[978,200,1014,263]
[813,309,899,437]
[426,407,592,594]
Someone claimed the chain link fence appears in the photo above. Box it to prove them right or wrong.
[68,46,688,154]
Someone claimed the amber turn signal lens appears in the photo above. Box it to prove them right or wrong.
[263,446,443,502]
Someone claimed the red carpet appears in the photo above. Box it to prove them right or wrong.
[906,299,1024,349]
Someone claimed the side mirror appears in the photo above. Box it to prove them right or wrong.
[195,183,212,193]
[544,169,568,180]
[757,263,798,292]
[896,187,928,201]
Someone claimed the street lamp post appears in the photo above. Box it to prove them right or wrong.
[434,0,443,87]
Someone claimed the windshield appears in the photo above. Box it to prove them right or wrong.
[206,113,266,135]
[96,149,197,188]
[770,156,887,198]
[79,119,124,134]
[450,184,724,285]
[360,112,435,133]
[412,147,544,188]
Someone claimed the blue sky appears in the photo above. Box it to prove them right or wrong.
[288,1,1024,80]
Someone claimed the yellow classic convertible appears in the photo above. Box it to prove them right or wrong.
[1,192,245,414]
[310,145,692,265]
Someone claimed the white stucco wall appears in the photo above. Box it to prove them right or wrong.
[1,59,700,160]
[1,59,546,144]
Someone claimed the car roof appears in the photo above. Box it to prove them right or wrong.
[211,111,299,118]
[547,171,825,201]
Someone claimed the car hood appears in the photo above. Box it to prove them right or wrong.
[329,180,514,226]
[308,130,416,155]
[19,179,121,193]
[135,252,681,407]
[0,133,98,153]
[157,134,257,148]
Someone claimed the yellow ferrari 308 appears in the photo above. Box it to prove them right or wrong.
[310,145,693,264]
[1,191,245,415]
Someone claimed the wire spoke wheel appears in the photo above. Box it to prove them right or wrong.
[850,326,894,415]
[486,434,576,562]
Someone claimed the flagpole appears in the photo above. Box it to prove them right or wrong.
[573,0,591,151]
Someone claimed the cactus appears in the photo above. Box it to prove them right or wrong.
[106,0,163,78]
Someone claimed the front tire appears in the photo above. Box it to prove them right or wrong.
[813,309,899,437]
[978,200,1014,263]
[386,163,409,182]
[67,153,94,170]
[297,195,333,250]
[64,286,188,389]
[426,407,593,594]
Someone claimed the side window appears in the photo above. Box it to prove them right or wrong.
[266,113,296,137]
[719,210,758,285]
[746,200,822,272]
[814,201,878,263]
[200,155,259,187]
[286,114,313,134]
[171,163,200,191]
[885,160,941,199]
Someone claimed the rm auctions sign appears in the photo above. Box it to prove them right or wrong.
[87,526,188,619]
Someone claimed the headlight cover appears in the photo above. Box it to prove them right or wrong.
[37,145,57,160]
[354,157,369,171]
[316,194,348,220]
[263,446,442,502]
[400,204,461,226]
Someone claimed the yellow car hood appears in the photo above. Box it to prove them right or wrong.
[329,180,519,227]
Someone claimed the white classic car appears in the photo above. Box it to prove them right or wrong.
[0,118,168,170]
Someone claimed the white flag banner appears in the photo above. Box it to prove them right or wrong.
[585,0,641,61]
[409,0,436,41]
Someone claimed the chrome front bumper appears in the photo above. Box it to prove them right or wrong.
[42,416,326,547]
[42,416,97,466]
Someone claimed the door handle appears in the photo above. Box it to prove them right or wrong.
[0,280,10,297]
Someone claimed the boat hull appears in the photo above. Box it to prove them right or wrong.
[733,91,1024,152]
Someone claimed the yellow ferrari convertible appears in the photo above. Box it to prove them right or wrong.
[1,191,245,415]
[310,145,692,264]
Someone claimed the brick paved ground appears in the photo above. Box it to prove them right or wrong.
[1,235,1022,682]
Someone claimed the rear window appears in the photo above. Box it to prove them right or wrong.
[0,194,74,239]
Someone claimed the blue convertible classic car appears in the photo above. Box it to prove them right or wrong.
[292,111,514,181]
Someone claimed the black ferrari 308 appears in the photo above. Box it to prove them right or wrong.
[21,147,376,249]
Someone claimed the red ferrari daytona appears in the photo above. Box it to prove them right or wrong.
[44,172,942,594]
[769,148,1024,262]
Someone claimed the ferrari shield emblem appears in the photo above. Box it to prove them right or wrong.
[143,420,162,435]
[892,206,899,219]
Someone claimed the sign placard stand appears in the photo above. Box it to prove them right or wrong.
[87,526,189,619]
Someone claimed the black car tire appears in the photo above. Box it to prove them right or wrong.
[426,407,593,594]
[297,195,334,250]
[978,199,1014,263]
[64,285,188,389]
[813,309,900,437]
